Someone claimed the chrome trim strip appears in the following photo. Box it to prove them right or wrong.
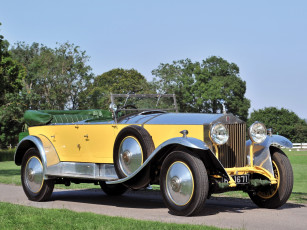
[107,137,210,184]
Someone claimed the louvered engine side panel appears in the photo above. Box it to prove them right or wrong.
[218,123,246,168]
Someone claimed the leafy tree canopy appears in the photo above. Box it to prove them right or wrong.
[10,41,94,110]
[152,59,196,113]
[0,24,25,105]
[1,26,94,147]
[80,68,152,109]
[152,56,250,121]
[0,23,26,148]
[248,107,307,143]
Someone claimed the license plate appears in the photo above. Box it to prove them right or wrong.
[223,174,250,184]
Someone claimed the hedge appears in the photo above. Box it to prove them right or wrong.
[0,149,15,161]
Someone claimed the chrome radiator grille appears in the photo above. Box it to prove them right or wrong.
[218,123,246,168]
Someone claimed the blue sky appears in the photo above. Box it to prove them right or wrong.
[1,0,306,118]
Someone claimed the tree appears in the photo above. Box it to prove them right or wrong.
[10,42,94,110]
[193,56,250,120]
[152,56,250,121]
[0,35,94,147]
[152,59,196,113]
[248,107,307,143]
[0,23,26,148]
[80,68,152,109]
[0,93,27,148]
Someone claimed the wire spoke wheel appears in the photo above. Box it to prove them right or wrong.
[257,161,280,199]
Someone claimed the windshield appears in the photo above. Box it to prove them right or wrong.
[110,94,178,118]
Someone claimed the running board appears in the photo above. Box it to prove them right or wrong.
[45,162,118,181]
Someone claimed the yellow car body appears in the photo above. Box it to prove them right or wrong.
[15,94,294,216]
[28,123,204,164]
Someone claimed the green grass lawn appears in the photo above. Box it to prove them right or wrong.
[0,149,306,203]
[285,149,307,203]
[0,161,21,185]
[0,202,224,230]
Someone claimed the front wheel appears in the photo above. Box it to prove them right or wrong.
[248,149,293,208]
[21,148,54,201]
[160,150,209,216]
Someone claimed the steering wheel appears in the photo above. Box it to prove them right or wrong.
[116,104,138,117]
[119,104,138,110]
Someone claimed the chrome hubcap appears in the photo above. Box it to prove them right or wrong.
[170,176,181,192]
[28,169,35,181]
[122,150,132,163]
[166,161,194,206]
[25,156,44,193]
[119,136,143,176]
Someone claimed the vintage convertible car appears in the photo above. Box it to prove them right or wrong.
[15,94,293,216]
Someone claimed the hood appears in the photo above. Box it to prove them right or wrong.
[118,112,242,125]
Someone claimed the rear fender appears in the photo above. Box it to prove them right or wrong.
[15,135,60,179]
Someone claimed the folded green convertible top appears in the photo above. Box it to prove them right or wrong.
[24,109,113,127]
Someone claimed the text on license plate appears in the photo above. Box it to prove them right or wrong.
[223,174,250,184]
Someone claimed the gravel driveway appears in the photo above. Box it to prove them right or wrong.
[0,183,306,230]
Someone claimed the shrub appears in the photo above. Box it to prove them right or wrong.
[0,149,15,161]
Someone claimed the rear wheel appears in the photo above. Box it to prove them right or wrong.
[99,181,128,196]
[21,148,54,201]
[160,150,209,216]
[248,149,293,208]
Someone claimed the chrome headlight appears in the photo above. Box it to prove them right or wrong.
[210,123,229,145]
[249,122,267,144]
